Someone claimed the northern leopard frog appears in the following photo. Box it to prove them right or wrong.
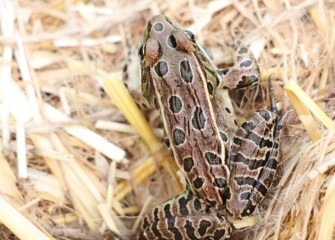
[136,16,283,239]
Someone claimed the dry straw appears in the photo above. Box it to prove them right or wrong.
[0,0,334,239]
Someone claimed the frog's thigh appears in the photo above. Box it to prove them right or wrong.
[138,191,232,240]
[225,110,281,219]
[219,45,260,90]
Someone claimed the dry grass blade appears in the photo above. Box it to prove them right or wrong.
[316,173,335,240]
[285,80,335,141]
[1,0,14,152]
[43,103,127,163]
[103,76,181,201]
[0,197,54,240]
[102,76,161,152]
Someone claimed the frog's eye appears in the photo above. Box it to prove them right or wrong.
[141,39,161,66]
[185,30,195,41]
[170,31,194,53]
[138,45,145,59]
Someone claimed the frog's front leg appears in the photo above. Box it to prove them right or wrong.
[138,190,232,240]
[218,45,260,90]
[209,45,261,162]
[225,76,284,218]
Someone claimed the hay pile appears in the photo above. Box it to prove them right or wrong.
[0,0,334,239]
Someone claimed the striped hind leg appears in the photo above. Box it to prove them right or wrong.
[138,190,232,240]
[225,76,284,219]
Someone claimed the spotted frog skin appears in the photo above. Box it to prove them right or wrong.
[137,16,283,239]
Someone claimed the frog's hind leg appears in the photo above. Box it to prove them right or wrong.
[137,190,232,240]
[225,76,284,219]
[218,45,260,90]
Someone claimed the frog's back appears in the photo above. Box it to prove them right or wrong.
[139,16,230,207]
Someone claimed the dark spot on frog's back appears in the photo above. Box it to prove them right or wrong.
[191,107,206,130]
[153,22,163,31]
[214,178,226,188]
[180,60,193,83]
[193,177,204,189]
[173,128,186,145]
[168,96,183,113]
[205,152,222,165]
[183,157,194,172]
[193,198,201,211]
[273,141,279,149]
[240,60,252,68]
[198,219,211,236]
[167,35,177,48]
[238,47,248,54]
[219,131,228,142]
[185,220,197,239]
[241,121,255,131]
[259,110,271,121]
[233,137,242,145]
[214,229,227,239]
[154,60,168,77]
